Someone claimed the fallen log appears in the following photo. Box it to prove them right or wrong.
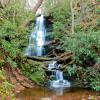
[26,56,58,61]
[58,55,73,61]
[26,52,73,61]
[57,52,72,58]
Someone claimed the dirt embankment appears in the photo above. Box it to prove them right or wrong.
[4,67,34,93]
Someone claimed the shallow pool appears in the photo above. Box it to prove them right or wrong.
[16,86,100,100]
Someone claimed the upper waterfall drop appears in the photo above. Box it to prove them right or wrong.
[25,15,46,56]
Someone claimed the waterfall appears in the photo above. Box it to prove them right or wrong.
[25,14,71,89]
[35,15,46,56]
[56,70,63,81]
[48,61,57,70]
[48,61,71,88]
[25,15,46,56]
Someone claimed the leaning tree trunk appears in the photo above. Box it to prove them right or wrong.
[80,0,85,21]
[0,0,10,8]
[22,0,44,27]
[32,0,44,13]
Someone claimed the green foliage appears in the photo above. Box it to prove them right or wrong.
[0,0,33,24]
[51,7,71,39]
[0,20,17,36]
[0,0,99,91]
[22,61,45,85]
[0,0,46,89]
[0,70,15,99]
[44,0,71,40]
[49,0,100,91]
[0,0,34,68]
[44,0,70,16]
[90,78,100,91]
[6,57,17,68]
[44,0,100,91]
[0,70,5,80]
[1,40,20,57]
[63,30,100,91]
[63,31,100,66]
[30,70,45,85]
[65,64,77,77]
[65,65,100,91]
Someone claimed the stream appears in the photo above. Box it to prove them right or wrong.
[16,86,99,100]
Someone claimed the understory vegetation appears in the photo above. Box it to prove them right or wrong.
[47,0,100,91]
[0,0,100,97]
[0,70,15,99]
[0,0,45,97]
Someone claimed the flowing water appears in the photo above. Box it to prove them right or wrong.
[56,70,63,81]
[16,86,99,100]
[48,61,71,88]
[25,15,46,56]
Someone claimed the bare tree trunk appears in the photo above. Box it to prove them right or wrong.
[32,0,44,14]
[70,0,74,34]
[80,0,85,20]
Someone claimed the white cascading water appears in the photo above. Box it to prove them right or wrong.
[48,61,71,88]
[48,61,57,70]
[56,70,63,81]
[25,15,46,56]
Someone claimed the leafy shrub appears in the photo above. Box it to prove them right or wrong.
[22,61,45,85]
[0,0,46,88]
[46,0,100,91]
[63,30,100,91]
[0,0,34,68]
[65,64,77,77]
[90,78,100,91]
[0,70,15,99]
[46,1,71,40]
[63,31,100,66]
[65,65,100,91]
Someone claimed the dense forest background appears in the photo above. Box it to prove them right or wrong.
[0,0,100,99]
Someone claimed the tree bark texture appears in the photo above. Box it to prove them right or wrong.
[32,0,44,14]
[70,0,74,34]
[0,0,10,8]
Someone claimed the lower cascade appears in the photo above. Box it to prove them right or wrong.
[48,61,71,88]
